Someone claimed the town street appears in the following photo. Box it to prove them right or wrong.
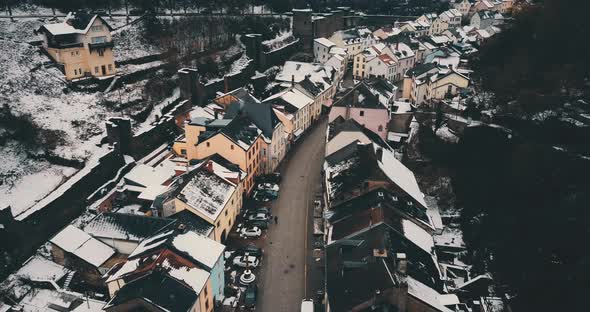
[256,118,327,312]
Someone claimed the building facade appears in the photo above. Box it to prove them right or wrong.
[37,12,116,80]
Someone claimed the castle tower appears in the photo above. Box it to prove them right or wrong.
[292,8,313,51]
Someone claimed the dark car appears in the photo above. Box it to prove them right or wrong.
[244,285,258,308]
[237,244,263,258]
[257,173,282,184]
[247,207,271,215]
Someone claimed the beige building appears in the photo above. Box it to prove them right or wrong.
[166,163,243,243]
[173,115,265,194]
[37,12,116,81]
[403,64,470,105]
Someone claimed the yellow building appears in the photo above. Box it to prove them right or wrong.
[37,12,116,81]
[167,162,243,243]
[173,115,264,194]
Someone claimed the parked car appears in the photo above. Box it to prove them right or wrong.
[244,284,258,308]
[253,190,278,202]
[257,183,280,192]
[245,220,268,230]
[240,226,262,238]
[233,255,260,268]
[258,173,281,184]
[237,244,263,258]
[247,212,270,222]
[301,299,314,312]
[247,207,271,215]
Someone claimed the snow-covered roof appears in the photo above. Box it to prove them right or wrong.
[390,42,415,59]
[172,231,225,269]
[275,61,334,90]
[372,143,428,208]
[15,256,69,282]
[124,162,176,188]
[40,13,111,36]
[402,219,435,254]
[314,37,336,48]
[264,88,314,110]
[128,230,174,258]
[178,169,236,221]
[407,276,454,312]
[50,225,115,267]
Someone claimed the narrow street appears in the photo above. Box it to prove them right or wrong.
[256,118,327,312]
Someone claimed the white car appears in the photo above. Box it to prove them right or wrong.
[257,183,280,192]
[233,255,260,268]
[240,226,262,238]
[247,213,270,222]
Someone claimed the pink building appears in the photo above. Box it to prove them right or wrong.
[328,80,395,140]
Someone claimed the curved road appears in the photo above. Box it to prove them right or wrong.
[256,118,327,312]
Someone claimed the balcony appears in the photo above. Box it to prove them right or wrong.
[48,41,83,49]
[88,41,115,51]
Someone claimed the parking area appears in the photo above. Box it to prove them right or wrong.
[219,119,328,312]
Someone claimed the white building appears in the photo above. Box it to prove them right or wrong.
[383,42,417,81]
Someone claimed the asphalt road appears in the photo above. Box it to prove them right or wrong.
[256,118,327,312]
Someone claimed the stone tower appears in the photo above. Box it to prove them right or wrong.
[292,8,313,51]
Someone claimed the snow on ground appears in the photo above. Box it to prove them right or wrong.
[436,126,460,143]
[112,19,163,62]
[0,17,164,218]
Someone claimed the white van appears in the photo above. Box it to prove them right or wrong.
[301,299,314,312]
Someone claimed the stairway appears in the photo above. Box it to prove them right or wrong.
[63,271,75,290]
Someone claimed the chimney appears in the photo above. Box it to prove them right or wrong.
[204,160,214,173]
[224,76,230,93]
[396,253,407,275]
[396,41,399,50]
[375,147,383,162]
[177,223,188,234]
[291,74,295,87]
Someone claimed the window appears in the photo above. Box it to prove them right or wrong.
[225,210,228,216]
[98,49,104,57]
[94,66,99,74]
[181,149,187,155]
[359,110,365,116]
[216,221,220,227]
[71,51,75,56]
[206,142,210,147]
[108,64,113,71]
[76,50,79,55]
[74,69,77,75]
[91,36,107,44]
[230,144,234,150]
[378,125,383,132]
[205,298,209,311]
[78,68,82,75]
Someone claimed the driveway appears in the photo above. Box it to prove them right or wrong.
[256,118,327,312]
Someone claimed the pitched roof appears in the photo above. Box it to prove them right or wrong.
[82,213,176,242]
[314,37,336,48]
[275,61,334,90]
[105,271,198,312]
[106,230,224,297]
[332,82,388,109]
[168,210,215,237]
[177,168,236,221]
[221,88,280,138]
[39,13,113,36]
[219,115,262,150]
[50,225,115,268]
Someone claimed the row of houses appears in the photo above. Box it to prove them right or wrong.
[1,17,349,309]
[321,113,505,312]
